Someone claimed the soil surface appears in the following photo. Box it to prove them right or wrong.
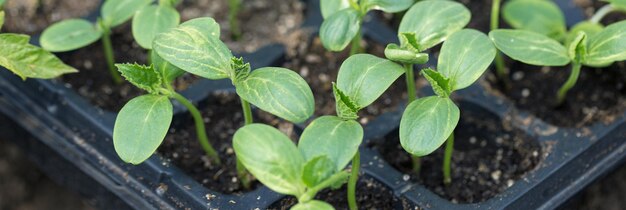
[269,176,414,210]
[58,24,197,112]
[178,0,304,53]
[371,102,542,203]
[158,91,295,194]
[282,32,422,125]
[2,0,99,35]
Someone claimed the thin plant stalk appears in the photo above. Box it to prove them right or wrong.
[237,97,254,189]
[590,4,614,24]
[443,132,454,185]
[347,151,360,210]
[98,20,123,84]
[171,92,222,164]
[491,0,509,84]
[349,29,362,55]
[228,0,242,40]
[404,63,422,175]
[556,62,582,105]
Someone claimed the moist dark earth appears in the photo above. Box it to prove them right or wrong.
[2,0,100,35]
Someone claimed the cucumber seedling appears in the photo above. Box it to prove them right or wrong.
[384,0,470,175]
[490,22,626,105]
[400,29,496,185]
[113,17,314,189]
[233,116,362,210]
[319,0,413,55]
[39,0,152,84]
[132,0,181,51]
[0,10,77,79]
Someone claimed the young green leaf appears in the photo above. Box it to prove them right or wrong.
[302,156,337,188]
[153,17,233,80]
[361,0,413,13]
[320,0,351,19]
[101,0,152,27]
[0,34,78,79]
[502,0,566,40]
[150,51,185,83]
[298,116,363,172]
[400,96,459,156]
[292,201,335,210]
[585,20,626,66]
[384,44,429,64]
[333,84,360,120]
[116,63,163,94]
[235,67,314,123]
[421,68,452,97]
[336,54,405,108]
[39,19,102,52]
[319,9,362,52]
[398,0,470,51]
[132,5,180,49]
[489,29,570,66]
[438,29,496,91]
[113,95,172,164]
[565,22,603,47]
[568,32,587,63]
[233,124,307,196]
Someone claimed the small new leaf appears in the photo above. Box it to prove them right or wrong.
[568,32,587,63]
[0,34,78,79]
[231,57,251,83]
[302,156,337,188]
[116,64,163,94]
[565,22,603,47]
[332,83,359,120]
[150,50,185,83]
[399,32,421,53]
[384,44,429,64]
[422,68,451,97]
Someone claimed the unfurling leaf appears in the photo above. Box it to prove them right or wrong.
[235,67,314,123]
[565,21,603,47]
[503,0,566,40]
[150,50,185,83]
[101,0,152,27]
[319,9,361,52]
[298,116,363,171]
[113,95,172,164]
[0,34,78,79]
[568,32,587,63]
[438,29,496,91]
[40,19,102,52]
[421,68,451,97]
[400,96,459,156]
[233,124,307,196]
[384,44,429,64]
[132,5,180,49]
[333,83,359,120]
[116,63,163,94]
[302,156,337,188]
[489,29,570,66]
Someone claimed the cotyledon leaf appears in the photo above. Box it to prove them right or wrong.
[438,29,496,91]
[113,95,173,164]
[319,8,362,52]
[301,155,336,188]
[489,29,570,66]
[132,5,180,49]
[40,19,102,52]
[320,0,351,19]
[0,34,78,79]
[292,200,335,210]
[153,17,233,80]
[585,20,626,66]
[101,0,152,27]
[361,0,414,13]
[502,0,566,40]
[235,67,314,123]
[400,96,459,157]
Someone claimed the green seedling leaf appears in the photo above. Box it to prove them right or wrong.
[333,83,359,120]
[153,17,233,80]
[398,0,470,52]
[0,34,78,79]
[320,0,351,19]
[233,124,307,196]
[400,96,459,156]
[489,29,570,66]
[150,50,185,83]
[438,29,495,91]
[292,200,335,210]
[235,67,314,123]
[319,9,361,52]
[568,32,587,63]
[132,5,180,49]
[384,44,429,64]
[301,156,337,188]
[116,63,162,94]
[336,54,405,108]
[40,19,102,52]
[298,116,363,171]
[503,0,566,40]
[361,0,413,13]
[565,21,603,47]
[101,0,152,27]
[585,20,626,66]
[113,95,172,164]
[0,11,4,31]
[422,68,451,97]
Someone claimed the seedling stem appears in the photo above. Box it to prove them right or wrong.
[491,0,509,86]
[237,97,254,189]
[99,20,122,84]
[349,29,362,55]
[347,151,360,210]
[443,132,454,185]
[404,63,422,174]
[590,4,614,24]
[557,62,582,105]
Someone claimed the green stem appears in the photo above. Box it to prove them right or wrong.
[349,28,362,55]
[490,0,501,31]
[146,49,152,65]
[443,133,454,185]
[171,92,221,165]
[404,63,422,174]
[228,0,242,40]
[348,151,360,210]
[236,97,254,189]
[491,0,509,84]
[100,24,122,84]
[590,4,614,24]
[556,62,582,105]
[299,171,352,203]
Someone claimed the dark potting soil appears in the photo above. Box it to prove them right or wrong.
[282,33,422,125]
[57,24,198,112]
[1,0,99,35]
[268,176,414,210]
[158,91,296,194]
[371,102,542,203]
[178,0,304,53]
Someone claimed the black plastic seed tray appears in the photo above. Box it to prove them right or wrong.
[0,0,625,209]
